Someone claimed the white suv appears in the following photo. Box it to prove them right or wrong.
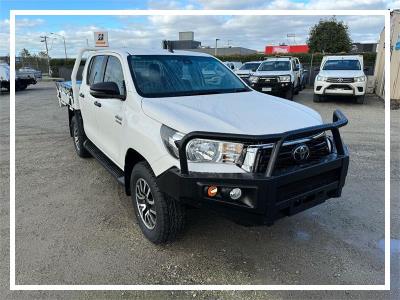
[314,55,367,104]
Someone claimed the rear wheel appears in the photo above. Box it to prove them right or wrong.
[130,162,185,244]
[71,116,90,158]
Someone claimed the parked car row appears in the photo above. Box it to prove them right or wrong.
[228,54,367,104]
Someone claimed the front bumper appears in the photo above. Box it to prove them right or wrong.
[314,81,366,96]
[157,110,349,225]
[250,80,293,96]
[158,153,348,225]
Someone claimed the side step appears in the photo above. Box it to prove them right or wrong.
[83,140,125,186]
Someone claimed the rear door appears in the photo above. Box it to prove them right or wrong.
[91,55,126,165]
[79,55,107,144]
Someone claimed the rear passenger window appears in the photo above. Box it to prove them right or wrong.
[103,56,125,96]
[87,55,106,85]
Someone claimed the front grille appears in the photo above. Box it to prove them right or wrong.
[327,84,353,90]
[326,77,354,83]
[254,134,331,173]
[259,77,278,84]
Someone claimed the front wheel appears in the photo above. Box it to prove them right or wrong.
[313,94,323,102]
[355,95,365,104]
[285,87,294,100]
[130,162,185,244]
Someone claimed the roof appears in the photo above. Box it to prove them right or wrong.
[85,48,213,57]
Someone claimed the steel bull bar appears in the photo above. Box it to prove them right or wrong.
[176,109,348,176]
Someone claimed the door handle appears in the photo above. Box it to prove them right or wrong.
[115,115,122,125]
[94,101,102,107]
[79,93,85,98]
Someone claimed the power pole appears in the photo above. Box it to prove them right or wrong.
[40,35,51,76]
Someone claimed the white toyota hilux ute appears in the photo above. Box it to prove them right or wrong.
[248,57,302,100]
[314,55,367,104]
[56,48,349,244]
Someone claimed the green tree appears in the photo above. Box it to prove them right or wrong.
[38,51,49,59]
[307,17,352,53]
[19,48,31,58]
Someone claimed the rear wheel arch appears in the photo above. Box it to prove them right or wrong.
[124,148,147,195]
[68,109,75,137]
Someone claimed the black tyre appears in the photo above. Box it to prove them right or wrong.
[313,94,322,102]
[294,84,300,95]
[15,80,25,91]
[355,95,365,104]
[71,116,90,158]
[130,162,185,244]
[285,87,294,100]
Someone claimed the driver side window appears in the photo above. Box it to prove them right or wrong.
[87,55,106,86]
[103,56,126,97]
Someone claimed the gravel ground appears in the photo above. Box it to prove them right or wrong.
[0,82,399,299]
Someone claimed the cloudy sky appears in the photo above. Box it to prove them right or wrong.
[0,0,396,57]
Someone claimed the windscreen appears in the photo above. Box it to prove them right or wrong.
[258,61,291,71]
[323,59,361,70]
[128,55,249,98]
[239,62,261,71]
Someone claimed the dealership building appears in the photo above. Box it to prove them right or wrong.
[167,31,257,56]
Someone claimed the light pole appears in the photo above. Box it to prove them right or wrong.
[215,38,220,56]
[50,32,67,61]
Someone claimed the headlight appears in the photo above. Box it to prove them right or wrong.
[160,125,184,159]
[354,76,366,82]
[186,139,244,164]
[278,75,291,82]
[316,75,327,82]
[249,76,259,83]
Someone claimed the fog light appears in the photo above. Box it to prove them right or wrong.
[229,188,242,200]
[207,186,218,197]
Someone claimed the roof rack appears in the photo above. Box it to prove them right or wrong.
[263,55,293,60]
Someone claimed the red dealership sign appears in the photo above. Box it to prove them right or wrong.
[265,45,309,54]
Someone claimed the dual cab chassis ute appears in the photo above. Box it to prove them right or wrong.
[56,47,349,244]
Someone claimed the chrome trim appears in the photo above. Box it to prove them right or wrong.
[247,131,325,150]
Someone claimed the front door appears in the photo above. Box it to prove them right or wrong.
[92,55,126,166]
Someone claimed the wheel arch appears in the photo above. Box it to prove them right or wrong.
[124,148,147,195]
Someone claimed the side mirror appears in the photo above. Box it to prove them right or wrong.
[90,82,124,100]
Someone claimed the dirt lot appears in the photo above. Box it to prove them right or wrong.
[0,82,399,299]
